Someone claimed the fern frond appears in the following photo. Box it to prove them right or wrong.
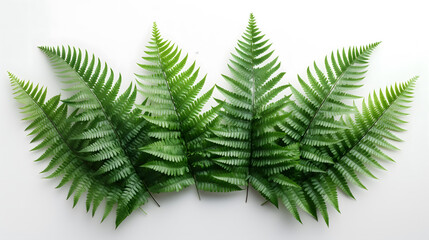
[136,23,239,197]
[38,46,155,227]
[279,41,381,168]
[278,77,417,225]
[210,14,300,207]
[9,73,123,222]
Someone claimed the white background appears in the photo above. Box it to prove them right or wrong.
[1,0,428,239]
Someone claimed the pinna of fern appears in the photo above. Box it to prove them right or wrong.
[9,73,124,223]
[136,23,241,197]
[275,77,417,225]
[209,14,301,207]
[37,46,158,227]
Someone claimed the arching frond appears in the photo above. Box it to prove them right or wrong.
[279,41,381,170]
[9,74,122,222]
[38,46,155,227]
[278,77,416,225]
[136,23,240,197]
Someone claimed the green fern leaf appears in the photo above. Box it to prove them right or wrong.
[9,73,123,222]
[280,77,417,225]
[38,46,156,227]
[136,23,239,197]
[279,41,381,169]
[209,14,300,207]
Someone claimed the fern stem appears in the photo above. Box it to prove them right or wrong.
[153,34,201,200]
[245,184,250,203]
[147,191,161,207]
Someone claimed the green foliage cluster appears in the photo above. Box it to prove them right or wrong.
[9,14,416,227]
